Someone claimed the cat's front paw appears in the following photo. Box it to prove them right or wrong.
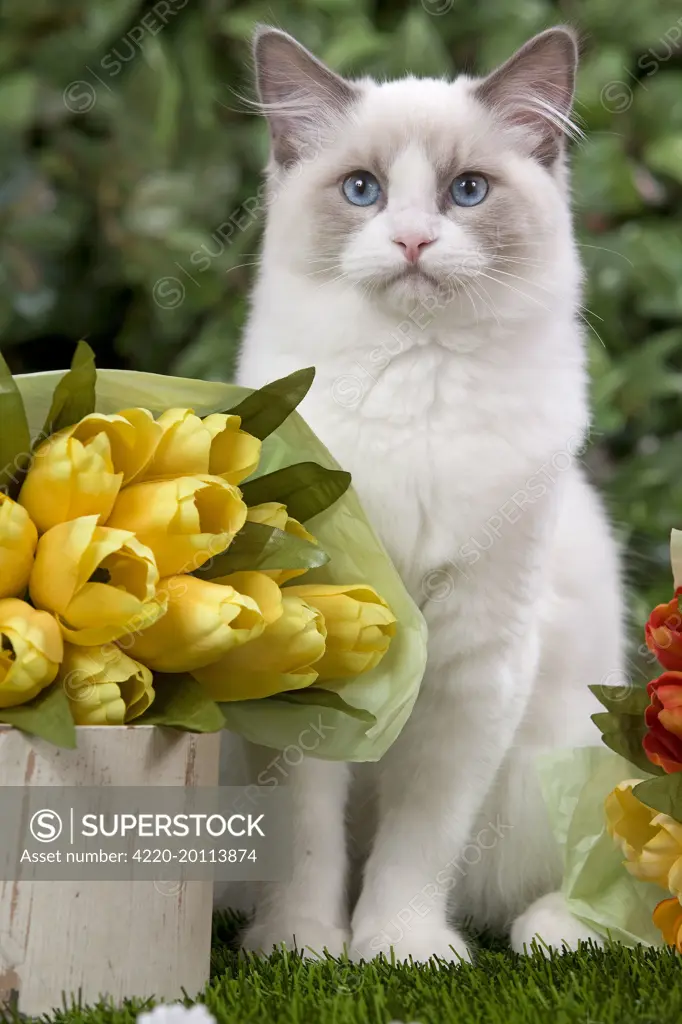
[350,923,471,964]
[241,917,349,959]
[510,892,604,955]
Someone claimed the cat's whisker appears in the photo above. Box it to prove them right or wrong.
[311,269,350,292]
[489,253,547,266]
[454,276,480,324]
[225,261,262,274]
[468,278,501,327]
[488,241,552,250]
[575,243,635,269]
[306,264,345,278]
[476,270,552,314]
[304,253,346,264]
[483,252,549,268]
[576,310,607,349]
[481,266,553,298]
[489,250,545,260]
[576,303,604,324]
[490,258,548,273]
[463,272,499,326]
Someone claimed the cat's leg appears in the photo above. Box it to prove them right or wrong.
[349,635,537,963]
[241,752,351,958]
[503,688,614,953]
[456,743,606,954]
[509,507,622,954]
[502,741,605,954]
[457,524,622,955]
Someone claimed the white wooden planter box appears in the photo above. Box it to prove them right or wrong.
[0,724,221,1016]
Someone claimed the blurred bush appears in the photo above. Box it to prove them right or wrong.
[1,0,682,636]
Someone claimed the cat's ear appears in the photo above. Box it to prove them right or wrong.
[475,26,580,165]
[253,26,358,166]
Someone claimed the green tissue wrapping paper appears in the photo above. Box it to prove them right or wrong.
[537,745,665,946]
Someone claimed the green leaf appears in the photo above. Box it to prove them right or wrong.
[241,462,352,522]
[644,135,682,185]
[193,521,330,578]
[0,73,38,132]
[40,340,97,440]
[0,684,76,749]
[572,137,643,218]
[633,774,682,818]
[0,351,31,498]
[589,685,664,776]
[226,367,315,441]
[589,683,650,716]
[218,687,376,742]
[277,687,375,723]
[592,711,665,776]
[137,673,226,732]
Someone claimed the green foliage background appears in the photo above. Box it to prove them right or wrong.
[2,0,682,652]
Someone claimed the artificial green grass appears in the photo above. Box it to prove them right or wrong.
[3,910,681,1024]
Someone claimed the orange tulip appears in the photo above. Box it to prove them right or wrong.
[646,589,682,671]
[653,897,682,951]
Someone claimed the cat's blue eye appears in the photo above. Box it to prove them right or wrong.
[342,171,381,207]
[451,173,489,208]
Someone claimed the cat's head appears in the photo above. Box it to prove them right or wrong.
[252,25,582,317]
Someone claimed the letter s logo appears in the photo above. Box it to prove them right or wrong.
[30,809,63,843]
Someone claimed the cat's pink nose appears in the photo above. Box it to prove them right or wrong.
[393,234,435,264]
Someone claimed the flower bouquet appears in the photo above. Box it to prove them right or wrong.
[0,344,427,1014]
[0,343,427,758]
[537,528,682,949]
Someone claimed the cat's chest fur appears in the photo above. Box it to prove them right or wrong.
[291,331,585,590]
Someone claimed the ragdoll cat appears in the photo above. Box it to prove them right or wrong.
[235,24,624,962]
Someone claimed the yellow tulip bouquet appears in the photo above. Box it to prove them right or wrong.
[0,344,427,760]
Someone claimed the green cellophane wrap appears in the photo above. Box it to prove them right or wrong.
[537,746,666,946]
[16,369,428,762]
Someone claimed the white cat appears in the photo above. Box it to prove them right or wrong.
[234,24,624,962]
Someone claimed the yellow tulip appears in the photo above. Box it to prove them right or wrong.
[126,574,265,673]
[19,431,122,533]
[637,816,682,894]
[106,475,246,577]
[140,409,261,485]
[606,779,682,894]
[0,599,63,708]
[35,409,162,486]
[246,502,317,584]
[59,642,154,724]
[29,515,166,646]
[141,408,209,479]
[284,583,396,680]
[0,494,37,598]
[605,780,659,862]
[204,413,261,485]
[193,595,326,701]
[211,571,283,626]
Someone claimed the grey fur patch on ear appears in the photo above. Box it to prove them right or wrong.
[475,26,580,166]
[253,26,358,166]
